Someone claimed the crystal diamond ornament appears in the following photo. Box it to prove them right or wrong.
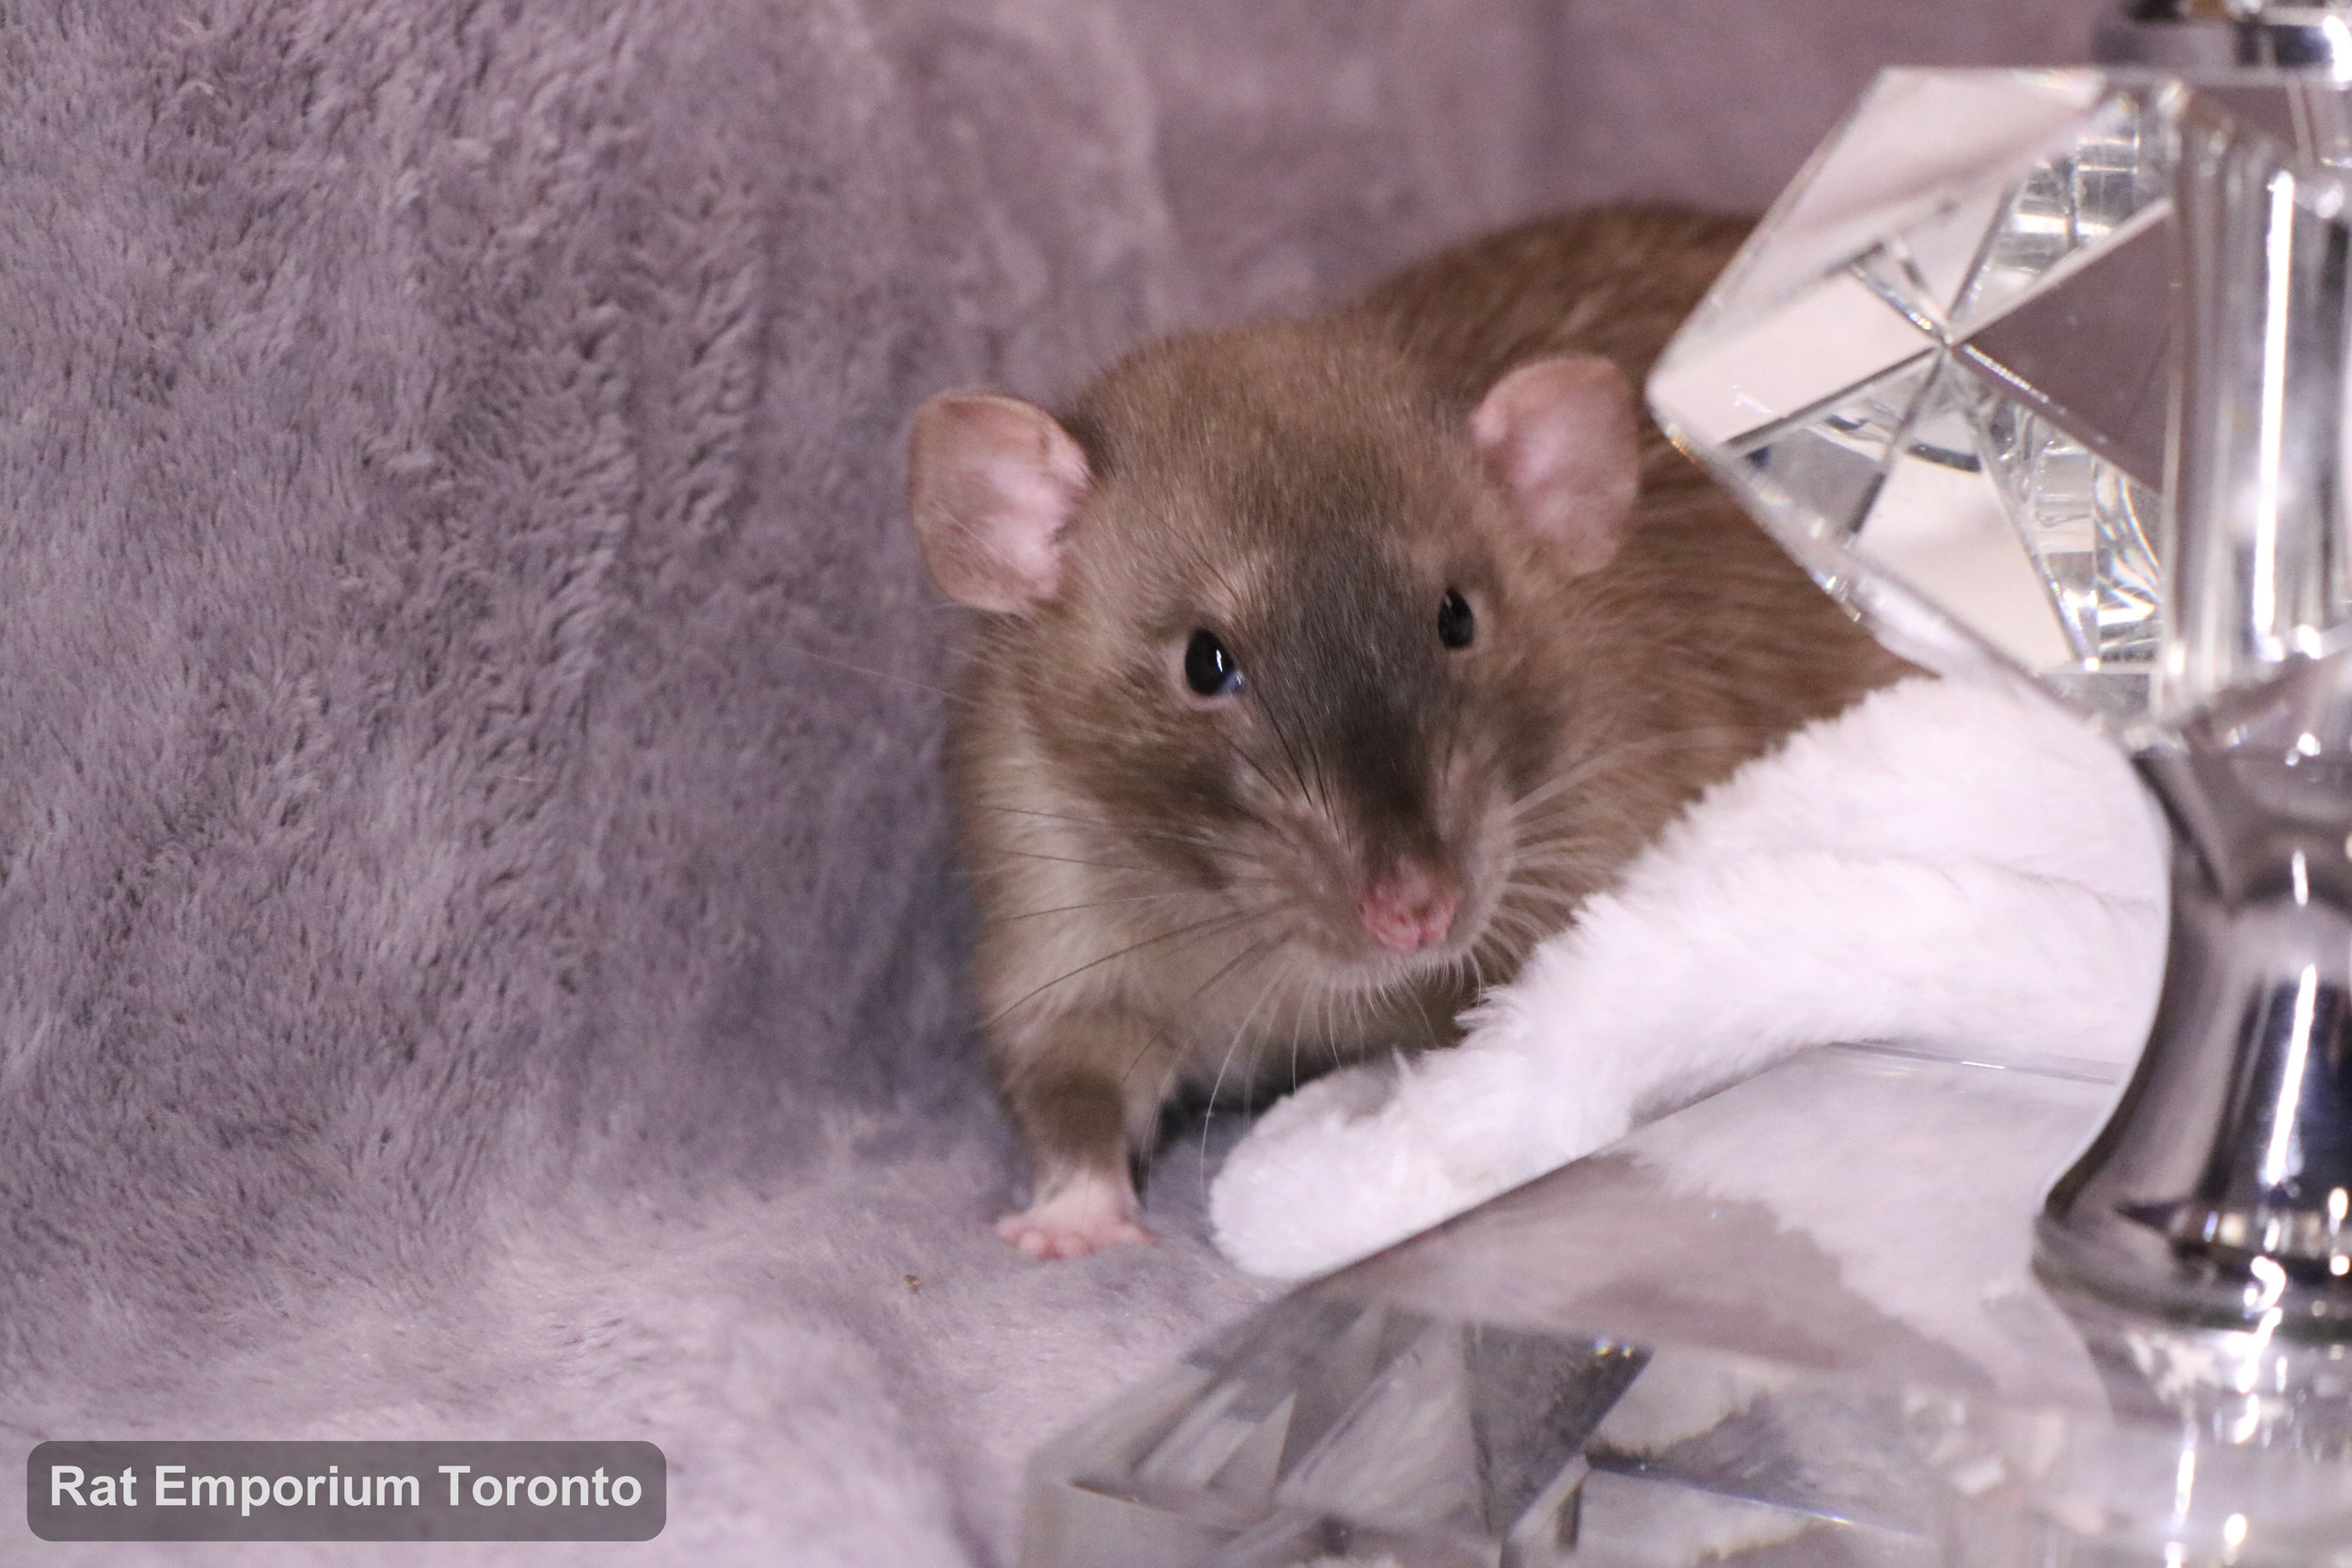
[1654,65,2352,1336]
[1650,71,2176,721]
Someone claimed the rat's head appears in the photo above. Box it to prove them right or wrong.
[908,325,1643,989]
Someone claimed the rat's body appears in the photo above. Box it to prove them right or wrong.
[908,207,1905,1259]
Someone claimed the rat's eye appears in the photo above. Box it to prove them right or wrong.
[1438,588,1475,650]
[1184,630,1245,697]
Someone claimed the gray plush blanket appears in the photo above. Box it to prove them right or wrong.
[0,3,2105,1562]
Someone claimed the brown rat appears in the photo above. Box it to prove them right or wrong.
[906,205,1906,1259]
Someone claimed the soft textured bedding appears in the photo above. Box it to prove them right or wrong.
[1210,674,2169,1280]
[0,4,2115,1563]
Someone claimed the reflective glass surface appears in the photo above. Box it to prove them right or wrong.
[1650,69,2352,743]
[1025,1047,2352,1565]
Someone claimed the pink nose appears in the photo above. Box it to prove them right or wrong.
[1359,864,1459,954]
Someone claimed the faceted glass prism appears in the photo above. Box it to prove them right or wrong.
[1651,68,2352,741]
[1024,1047,2352,1566]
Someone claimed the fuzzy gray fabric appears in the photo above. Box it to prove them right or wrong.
[1,3,2108,1562]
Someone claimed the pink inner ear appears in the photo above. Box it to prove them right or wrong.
[1470,356,1641,577]
[908,393,1089,613]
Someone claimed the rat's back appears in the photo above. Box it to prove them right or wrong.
[1357,206,1753,415]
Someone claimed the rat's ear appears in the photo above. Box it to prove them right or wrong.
[1470,355,1642,577]
[907,391,1090,613]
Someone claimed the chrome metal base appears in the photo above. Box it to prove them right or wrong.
[2040,743,2352,1333]
[2098,3,2352,72]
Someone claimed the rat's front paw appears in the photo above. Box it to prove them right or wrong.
[995,1170,1152,1260]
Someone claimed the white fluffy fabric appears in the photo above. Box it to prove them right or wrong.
[1211,675,2172,1279]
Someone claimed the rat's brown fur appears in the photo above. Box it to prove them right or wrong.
[942,206,1906,1247]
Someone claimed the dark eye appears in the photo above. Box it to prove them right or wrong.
[1438,588,1475,650]
[1184,629,1244,697]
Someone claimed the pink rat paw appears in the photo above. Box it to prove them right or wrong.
[995,1170,1152,1260]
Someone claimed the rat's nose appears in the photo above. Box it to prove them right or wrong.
[1359,863,1459,954]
